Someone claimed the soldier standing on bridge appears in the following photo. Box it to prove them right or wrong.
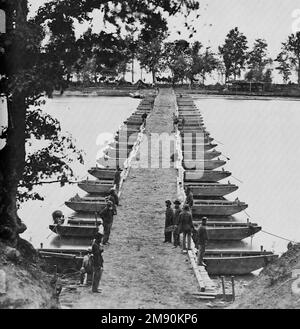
[91,233,104,293]
[185,186,194,209]
[164,200,174,243]
[178,205,195,251]
[172,200,182,248]
[99,200,115,245]
[197,217,208,266]
[113,166,122,191]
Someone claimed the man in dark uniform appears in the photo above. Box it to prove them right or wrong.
[178,204,194,251]
[141,112,148,126]
[108,188,119,207]
[185,186,194,208]
[99,201,114,245]
[197,217,209,266]
[164,200,174,243]
[172,200,182,248]
[114,166,122,191]
[91,233,104,293]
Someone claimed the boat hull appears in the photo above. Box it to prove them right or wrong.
[204,254,278,275]
[189,184,238,196]
[49,224,99,237]
[182,160,226,170]
[184,170,231,182]
[88,168,117,180]
[78,181,113,194]
[65,201,106,213]
[182,151,221,160]
[205,225,261,240]
[192,202,248,216]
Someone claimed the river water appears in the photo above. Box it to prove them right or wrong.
[194,96,300,254]
[18,94,300,255]
[19,96,140,249]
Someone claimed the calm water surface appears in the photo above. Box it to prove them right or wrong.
[195,96,300,254]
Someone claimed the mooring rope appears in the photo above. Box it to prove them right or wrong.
[260,230,298,244]
[243,210,298,243]
[231,175,244,184]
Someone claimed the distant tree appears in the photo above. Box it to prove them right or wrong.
[164,40,191,84]
[275,50,292,84]
[219,27,248,81]
[137,35,167,84]
[198,47,219,84]
[245,39,272,82]
[186,43,218,85]
[277,32,300,85]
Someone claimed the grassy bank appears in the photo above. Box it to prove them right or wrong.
[0,239,59,309]
[230,243,300,309]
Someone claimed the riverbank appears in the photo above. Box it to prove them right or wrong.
[53,86,300,99]
[0,239,58,309]
[230,243,300,309]
[53,87,156,98]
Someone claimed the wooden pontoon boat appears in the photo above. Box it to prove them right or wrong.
[203,250,278,275]
[88,167,119,180]
[78,179,114,195]
[182,150,222,160]
[65,195,107,213]
[193,221,261,241]
[192,199,248,216]
[182,159,226,170]
[187,182,238,196]
[37,248,86,273]
[184,170,231,182]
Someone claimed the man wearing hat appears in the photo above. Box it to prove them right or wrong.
[178,204,194,251]
[113,166,122,191]
[173,200,182,247]
[91,232,104,293]
[164,200,174,243]
[80,248,93,285]
[99,200,115,245]
[185,186,194,209]
[197,217,209,266]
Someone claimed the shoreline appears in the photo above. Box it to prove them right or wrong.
[52,87,300,101]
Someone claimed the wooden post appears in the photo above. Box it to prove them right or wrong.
[231,276,235,301]
[221,276,226,300]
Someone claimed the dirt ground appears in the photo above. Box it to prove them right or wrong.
[59,89,208,309]
[0,241,58,309]
[229,243,300,309]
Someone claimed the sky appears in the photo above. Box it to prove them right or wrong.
[28,0,300,83]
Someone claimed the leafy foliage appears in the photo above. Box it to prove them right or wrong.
[245,39,272,82]
[276,32,300,85]
[219,27,248,81]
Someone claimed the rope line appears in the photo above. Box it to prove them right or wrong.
[261,230,298,244]
[243,210,298,243]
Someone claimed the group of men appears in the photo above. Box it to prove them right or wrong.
[164,186,208,267]
[80,168,122,293]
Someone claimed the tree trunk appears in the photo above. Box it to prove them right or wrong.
[152,70,156,85]
[131,54,134,83]
[0,93,27,244]
[0,0,28,244]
